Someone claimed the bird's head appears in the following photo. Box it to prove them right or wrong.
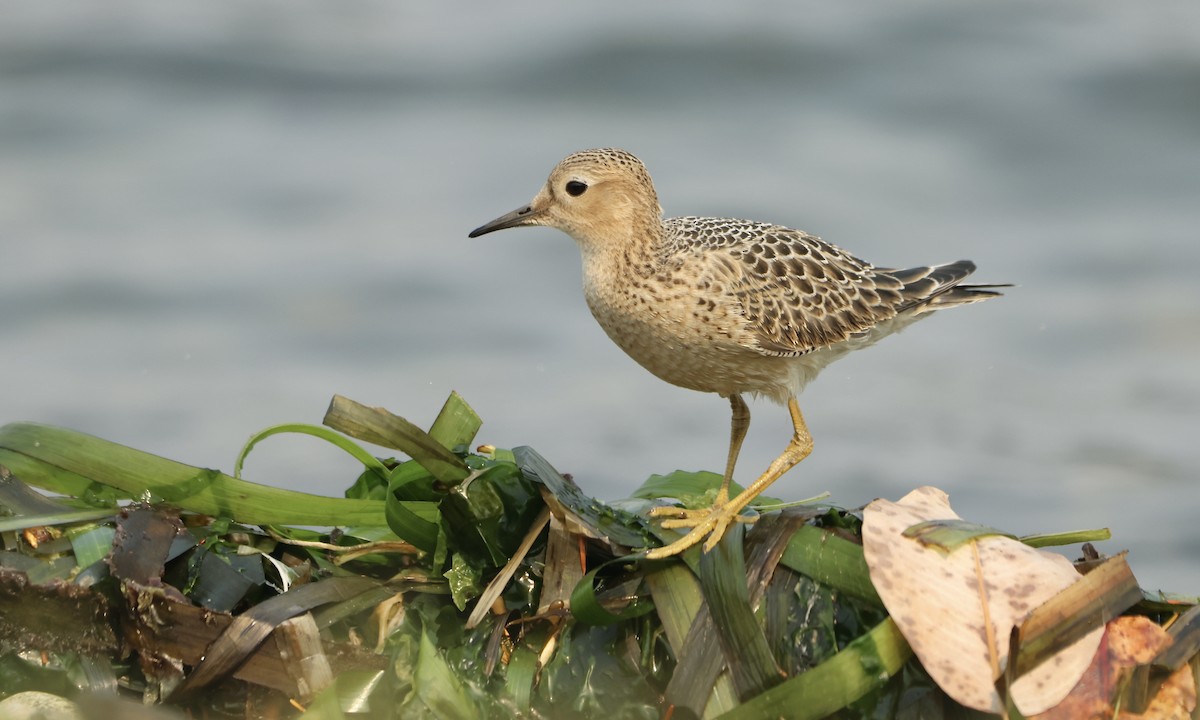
[469,148,663,251]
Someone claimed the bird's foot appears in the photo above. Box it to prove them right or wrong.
[644,500,757,559]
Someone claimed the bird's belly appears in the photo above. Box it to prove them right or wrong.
[585,290,819,403]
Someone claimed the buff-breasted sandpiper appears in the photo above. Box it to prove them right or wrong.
[469,148,1005,559]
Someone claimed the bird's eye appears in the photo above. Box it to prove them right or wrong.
[565,180,588,197]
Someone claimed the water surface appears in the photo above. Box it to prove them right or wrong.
[2,1,1198,592]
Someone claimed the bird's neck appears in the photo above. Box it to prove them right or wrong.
[579,214,663,274]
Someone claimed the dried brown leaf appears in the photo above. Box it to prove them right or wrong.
[862,486,1103,715]
[1032,615,1196,720]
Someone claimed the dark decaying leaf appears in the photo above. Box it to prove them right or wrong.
[185,546,267,612]
[513,445,653,550]
[0,464,79,515]
[169,576,383,702]
[108,506,187,587]
[1154,603,1200,673]
[0,568,119,657]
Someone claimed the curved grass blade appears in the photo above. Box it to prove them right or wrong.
[384,495,440,553]
[504,644,539,713]
[234,423,389,481]
[570,557,657,626]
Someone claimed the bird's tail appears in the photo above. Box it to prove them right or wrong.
[888,260,1010,313]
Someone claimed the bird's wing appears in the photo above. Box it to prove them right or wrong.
[663,217,908,356]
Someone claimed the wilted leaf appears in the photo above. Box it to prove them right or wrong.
[862,486,1103,715]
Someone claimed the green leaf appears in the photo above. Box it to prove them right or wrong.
[185,545,265,612]
[504,644,539,713]
[66,524,116,569]
[388,460,439,502]
[343,464,392,501]
[404,630,480,720]
[902,518,1015,552]
[631,469,781,508]
[299,669,385,718]
[440,461,542,566]
[647,562,741,717]
[645,563,703,651]
[699,524,781,700]
[718,618,912,719]
[427,391,483,454]
[0,466,79,515]
[1019,528,1112,548]
[445,553,483,611]
[0,651,73,697]
[0,423,387,526]
[297,681,346,720]
[779,524,881,605]
[23,556,78,584]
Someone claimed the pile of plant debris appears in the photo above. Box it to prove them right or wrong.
[0,393,1196,719]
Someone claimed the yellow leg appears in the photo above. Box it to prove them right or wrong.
[653,394,749,519]
[718,394,751,505]
[645,396,813,559]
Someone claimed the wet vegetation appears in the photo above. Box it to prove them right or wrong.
[0,393,1195,719]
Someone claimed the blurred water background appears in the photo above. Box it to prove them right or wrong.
[2,2,1198,593]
